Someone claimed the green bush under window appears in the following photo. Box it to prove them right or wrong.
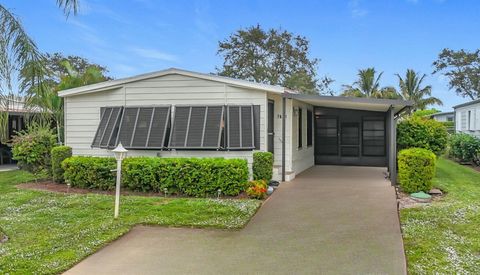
[398,148,436,193]
[252,151,273,181]
[449,133,480,164]
[62,156,249,196]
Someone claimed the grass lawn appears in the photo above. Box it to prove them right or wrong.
[400,158,480,274]
[0,170,261,274]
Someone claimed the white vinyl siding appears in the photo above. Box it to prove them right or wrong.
[455,103,480,138]
[64,74,268,175]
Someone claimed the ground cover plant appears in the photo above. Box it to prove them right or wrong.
[400,158,480,273]
[0,170,261,274]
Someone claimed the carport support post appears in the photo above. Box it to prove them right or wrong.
[388,106,397,186]
[281,95,286,182]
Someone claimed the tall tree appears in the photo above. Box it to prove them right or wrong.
[433,48,480,100]
[396,69,442,111]
[341,68,401,99]
[216,25,332,95]
[0,1,79,142]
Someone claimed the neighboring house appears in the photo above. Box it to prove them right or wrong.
[0,98,30,165]
[58,68,412,184]
[454,99,480,137]
[430,111,454,122]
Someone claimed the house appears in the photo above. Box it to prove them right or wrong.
[454,99,480,137]
[0,98,31,165]
[430,111,454,122]
[58,68,412,184]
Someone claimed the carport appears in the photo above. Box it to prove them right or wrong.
[281,93,412,185]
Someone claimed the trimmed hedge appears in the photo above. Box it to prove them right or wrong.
[252,152,273,181]
[62,156,249,196]
[449,133,480,164]
[62,156,116,190]
[51,146,72,183]
[398,148,436,193]
[397,117,448,155]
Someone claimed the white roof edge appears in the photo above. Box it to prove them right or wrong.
[58,68,286,97]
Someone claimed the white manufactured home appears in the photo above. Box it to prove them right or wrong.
[59,68,412,183]
[454,100,480,138]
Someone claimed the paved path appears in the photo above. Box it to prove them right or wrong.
[66,166,406,275]
[0,164,18,172]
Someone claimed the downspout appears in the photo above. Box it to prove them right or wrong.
[282,94,286,182]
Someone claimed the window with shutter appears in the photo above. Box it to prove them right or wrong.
[169,106,224,149]
[92,107,123,149]
[115,106,171,149]
[227,105,255,149]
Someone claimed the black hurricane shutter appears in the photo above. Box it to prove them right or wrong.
[92,107,123,149]
[169,106,224,149]
[116,106,171,149]
[307,110,313,146]
[227,105,255,149]
[298,108,303,148]
[362,117,386,156]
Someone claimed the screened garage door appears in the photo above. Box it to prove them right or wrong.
[315,107,387,167]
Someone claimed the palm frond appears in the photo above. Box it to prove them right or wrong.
[56,0,80,17]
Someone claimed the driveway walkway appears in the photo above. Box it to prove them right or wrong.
[66,166,406,275]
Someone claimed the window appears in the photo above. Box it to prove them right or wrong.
[362,117,385,156]
[169,106,224,149]
[227,105,255,149]
[298,108,303,148]
[92,104,260,151]
[468,110,472,130]
[92,107,123,149]
[307,110,313,147]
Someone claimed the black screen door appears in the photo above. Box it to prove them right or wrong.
[340,122,359,157]
[267,100,274,153]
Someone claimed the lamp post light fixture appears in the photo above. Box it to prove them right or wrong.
[112,143,128,219]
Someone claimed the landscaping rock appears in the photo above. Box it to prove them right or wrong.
[267,186,274,195]
[428,188,443,195]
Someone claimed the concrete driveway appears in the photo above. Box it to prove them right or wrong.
[66,166,406,275]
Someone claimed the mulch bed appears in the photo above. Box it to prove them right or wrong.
[396,187,444,209]
[16,181,249,199]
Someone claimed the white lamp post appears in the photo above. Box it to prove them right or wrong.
[112,143,128,219]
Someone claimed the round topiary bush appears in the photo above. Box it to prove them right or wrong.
[252,152,274,181]
[397,116,448,155]
[398,148,436,193]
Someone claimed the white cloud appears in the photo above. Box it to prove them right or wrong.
[130,47,178,62]
[348,0,368,18]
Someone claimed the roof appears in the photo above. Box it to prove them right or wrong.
[287,93,413,113]
[0,97,42,114]
[453,99,480,109]
[430,111,454,117]
[58,67,287,97]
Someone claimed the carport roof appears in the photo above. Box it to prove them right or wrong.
[286,93,413,114]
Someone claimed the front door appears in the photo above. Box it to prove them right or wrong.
[340,122,360,157]
[267,100,274,153]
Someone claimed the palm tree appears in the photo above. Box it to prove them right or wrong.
[0,1,79,142]
[25,60,108,143]
[396,69,443,111]
[341,68,401,99]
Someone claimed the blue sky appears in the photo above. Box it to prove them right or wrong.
[4,0,480,111]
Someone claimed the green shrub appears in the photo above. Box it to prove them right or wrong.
[62,156,249,196]
[62,156,116,190]
[246,180,268,199]
[11,125,57,176]
[252,152,274,181]
[449,133,480,163]
[397,116,448,155]
[51,146,72,183]
[398,148,436,193]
